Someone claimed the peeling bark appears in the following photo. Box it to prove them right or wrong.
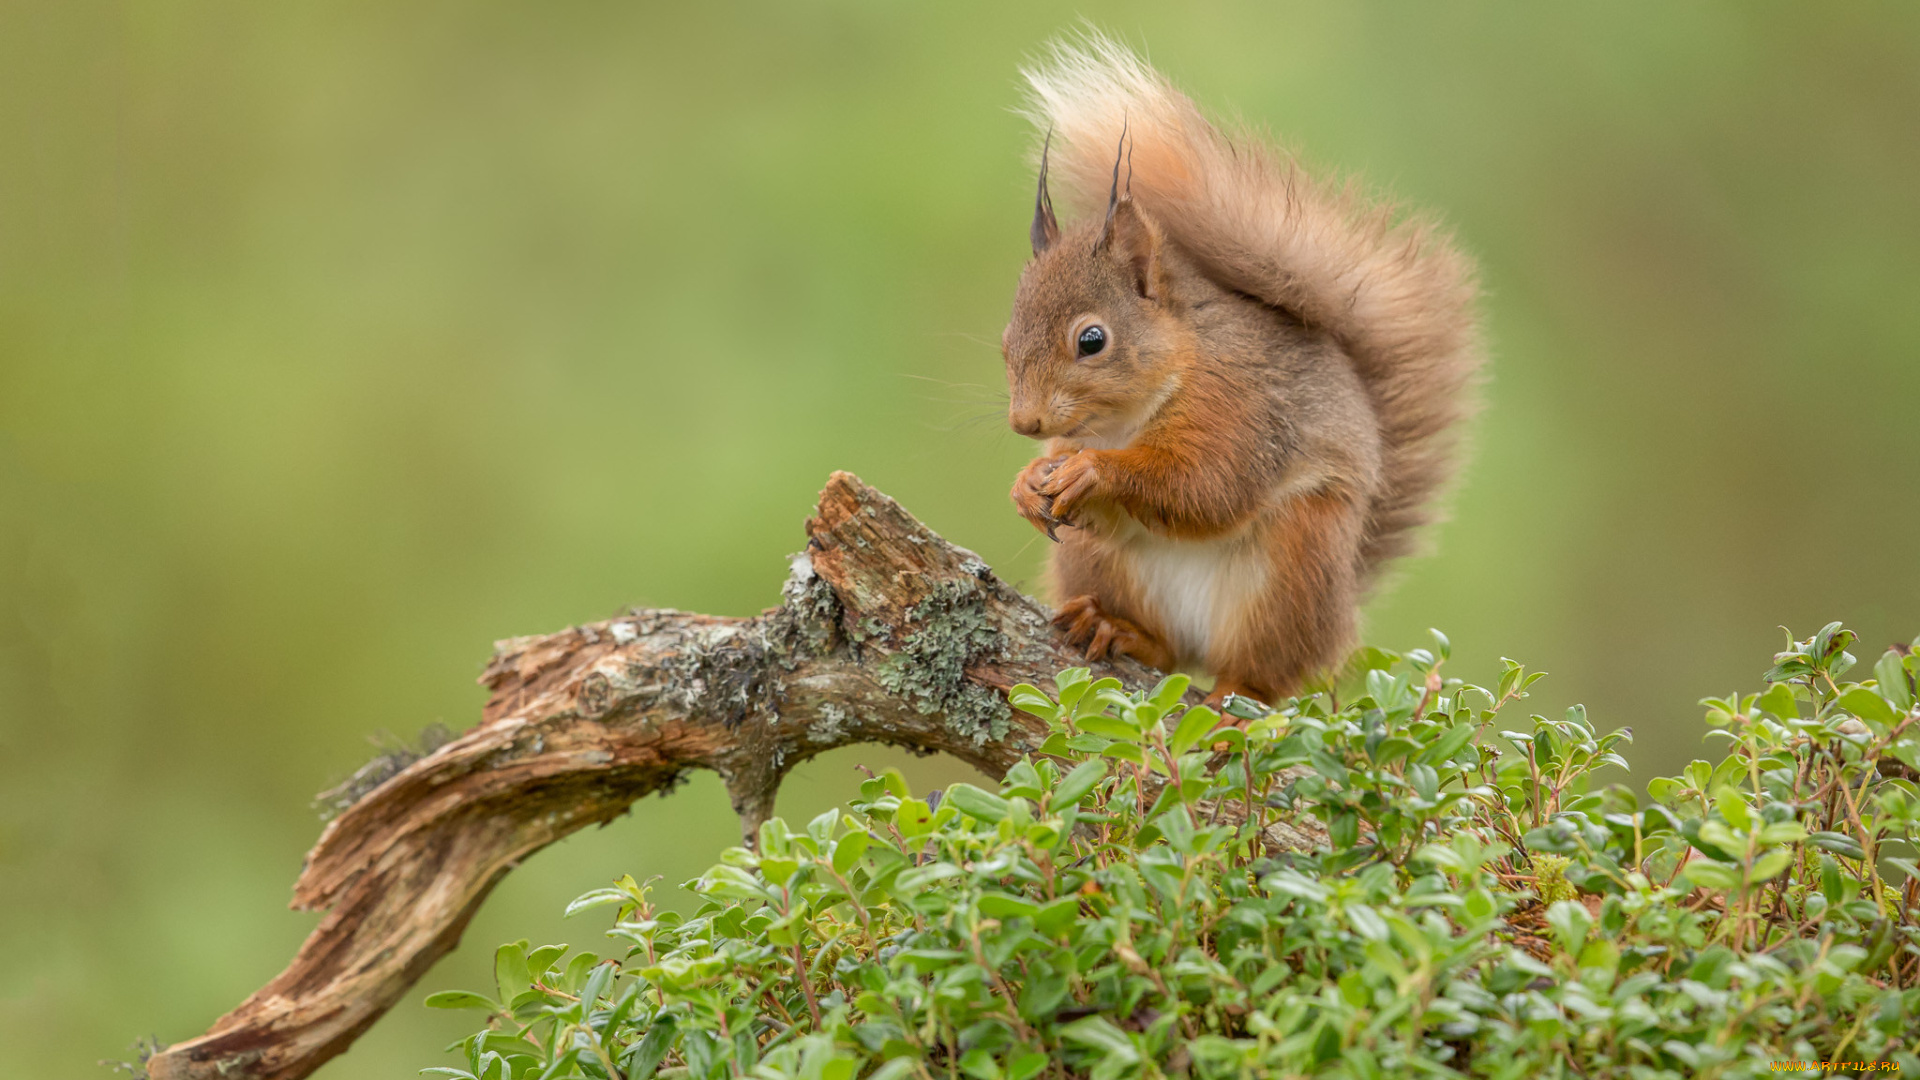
[147,472,1322,1080]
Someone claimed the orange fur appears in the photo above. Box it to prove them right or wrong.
[1216,488,1366,701]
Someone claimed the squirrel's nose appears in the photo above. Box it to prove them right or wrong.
[1010,411,1045,438]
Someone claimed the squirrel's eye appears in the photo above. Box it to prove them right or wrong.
[1076,325,1108,357]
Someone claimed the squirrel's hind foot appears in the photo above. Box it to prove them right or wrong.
[1052,595,1175,671]
[1204,680,1273,713]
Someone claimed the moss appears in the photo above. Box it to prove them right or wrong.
[313,723,454,820]
[874,579,1011,746]
[1531,853,1578,904]
[767,551,841,665]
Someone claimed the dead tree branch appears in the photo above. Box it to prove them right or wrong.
[147,472,1320,1080]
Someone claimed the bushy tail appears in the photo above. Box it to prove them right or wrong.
[1022,34,1484,580]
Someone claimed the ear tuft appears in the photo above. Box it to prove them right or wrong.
[1031,131,1060,256]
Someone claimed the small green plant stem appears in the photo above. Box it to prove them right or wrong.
[968,922,1036,1042]
[1149,729,1180,789]
[1241,752,1259,853]
[821,864,874,934]
[1836,767,1889,919]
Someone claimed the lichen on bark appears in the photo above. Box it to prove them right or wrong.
[875,578,1011,745]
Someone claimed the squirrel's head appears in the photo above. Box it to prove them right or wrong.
[1002,134,1186,444]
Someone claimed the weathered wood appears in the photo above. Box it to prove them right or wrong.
[146,472,1319,1080]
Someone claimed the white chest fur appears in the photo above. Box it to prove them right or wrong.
[1114,522,1268,665]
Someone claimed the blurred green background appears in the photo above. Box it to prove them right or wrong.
[2,1,1916,1074]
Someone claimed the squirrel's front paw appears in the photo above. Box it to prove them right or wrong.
[1037,451,1103,527]
[1011,455,1069,540]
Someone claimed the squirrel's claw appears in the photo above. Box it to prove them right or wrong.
[1037,452,1100,528]
[1012,454,1070,541]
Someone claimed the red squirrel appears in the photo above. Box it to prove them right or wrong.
[1003,37,1483,705]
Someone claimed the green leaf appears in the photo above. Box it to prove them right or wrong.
[565,887,633,918]
[1008,1052,1050,1080]
[1577,938,1620,977]
[1711,785,1752,831]
[758,816,792,855]
[879,768,912,799]
[831,831,871,875]
[1757,820,1807,846]
[1876,650,1916,711]
[1819,854,1845,903]
[1695,820,1740,856]
[1370,735,1419,765]
[807,807,839,844]
[1748,849,1792,883]
[1545,899,1592,953]
[423,990,501,1013]
[561,951,599,991]
[959,1049,1001,1080]
[1001,758,1045,799]
[1221,693,1269,721]
[1681,860,1741,892]
[1337,969,1369,1008]
[626,1017,678,1080]
[1208,727,1247,753]
[1075,678,1127,716]
[944,782,1013,822]
[1051,760,1108,809]
[1060,1017,1140,1062]
[1329,811,1358,849]
[697,864,770,901]
[526,944,566,975]
[1810,831,1866,860]
[1345,903,1389,940]
[493,942,531,1004]
[1755,682,1799,721]
[1838,686,1899,725]
[1030,896,1080,937]
[1054,667,1094,709]
[895,798,934,837]
[1149,673,1192,710]
[977,893,1040,919]
[893,861,963,894]
[1078,716,1141,742]
[1407,762,1440,802]
[1169,705,1222,756]
[1415,722,1477,767]
[580,959,615,1005]
[1008,683,1059,721]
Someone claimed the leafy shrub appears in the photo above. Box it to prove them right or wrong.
[423,624,1920,1078]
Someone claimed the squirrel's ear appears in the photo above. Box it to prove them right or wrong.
[1103,198,1165,302]
[1030,131,1060,256]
